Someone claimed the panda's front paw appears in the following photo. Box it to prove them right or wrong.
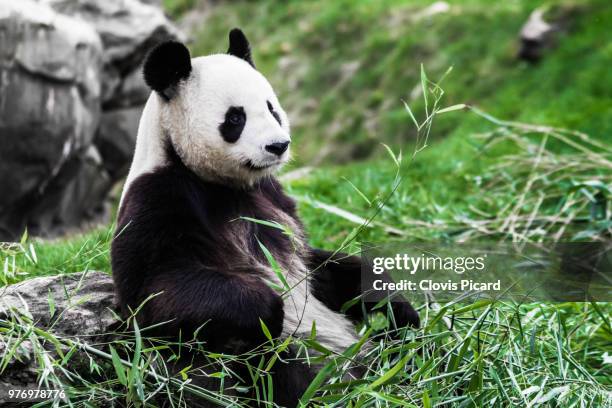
[236,274,285,342]
[390,301,420,329]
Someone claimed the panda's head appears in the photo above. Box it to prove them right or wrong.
[142,29,291,185]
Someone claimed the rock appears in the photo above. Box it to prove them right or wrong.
[0,271,115,338]
[8,145,114,237]
[47,145,113,229]
[44,0,183,107]
[106,67,150,109]
[0,0,103,240]
[0,272,116,398]
[0,0,182,240]
[95,106,143,179]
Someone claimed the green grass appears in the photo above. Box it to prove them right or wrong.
[186,0,612,165]
[0,226,113,285]
[291,108,611,249]
[2,287,611,406]
[162,0,196,19]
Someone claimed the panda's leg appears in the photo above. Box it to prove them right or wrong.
[266,346,317,407]
[308,248,420,329]
[214,344,315,408]
[163,348,240,408]
[130,268,288,405]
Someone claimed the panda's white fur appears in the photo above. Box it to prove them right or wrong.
[230,210,360,353]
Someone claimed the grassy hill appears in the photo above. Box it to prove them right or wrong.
[174,0,611,250]
[186,0,612,163]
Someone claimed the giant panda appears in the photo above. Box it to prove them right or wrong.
[111,28,419,407]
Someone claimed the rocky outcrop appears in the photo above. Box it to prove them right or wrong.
[0,1,104,239]
[96,107,143,179]
[0,272,116,399]
[0,271,115,339]
[0,0,182,240]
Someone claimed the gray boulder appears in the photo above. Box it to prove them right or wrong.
[0,0,182,240]
[0,0,104,239]
[96,106,143,179]
[44,0,183,108]
[0,271,115,338]
[0,272,116,398]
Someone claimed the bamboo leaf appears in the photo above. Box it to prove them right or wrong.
[260,318,273,342]
[257,239,289,291]
[110,345,128,386]
[420,63,429,114]
[342,177,372,206]
[436,104,467,114]
[179,364,192,381]
[299,360,335,406]
[240,216,285,230]
[368,352,412,390]
[422,389,431,408]
[381,143,400,167]
[402,99,420,129]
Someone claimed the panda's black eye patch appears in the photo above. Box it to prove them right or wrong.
[267,100,281,125]
[219,106,246,143]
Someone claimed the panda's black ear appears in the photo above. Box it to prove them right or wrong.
[227,28,255,67]
[143,41,192,101]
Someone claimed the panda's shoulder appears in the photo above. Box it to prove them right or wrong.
[257,177,298,216]
[119,166,209,221]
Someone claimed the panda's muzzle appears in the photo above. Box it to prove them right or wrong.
[244,160,277,171]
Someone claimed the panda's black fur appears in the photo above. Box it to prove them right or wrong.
[111,29,419,407]
[142,41,191,101]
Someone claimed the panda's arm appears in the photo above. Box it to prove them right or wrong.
[261,178,420,328]
[114,226,285,348]
[308,248,420,329]
[138,266,285,347]
[113,221,285,345]
[112,175,285,349]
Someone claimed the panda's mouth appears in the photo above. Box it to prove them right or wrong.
[244,160,277,171]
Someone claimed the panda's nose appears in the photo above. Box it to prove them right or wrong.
[265,141,290,156]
